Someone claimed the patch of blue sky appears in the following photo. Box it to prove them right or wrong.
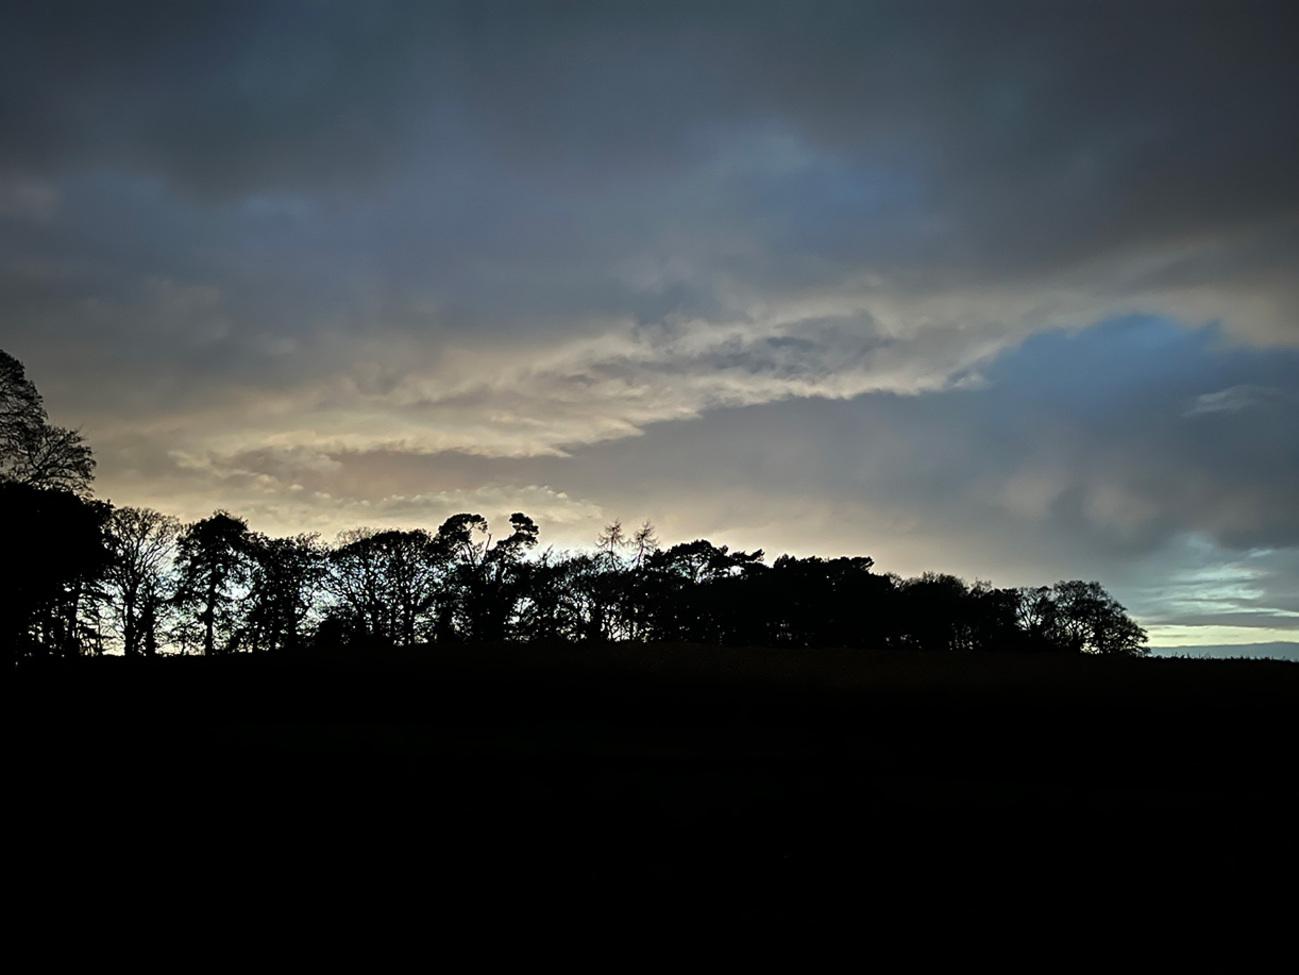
[984,315,1221,406]
[1124,535,1288,613]
[973,315,1299,455]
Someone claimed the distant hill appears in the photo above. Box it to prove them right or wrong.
[1151,641,1299,661]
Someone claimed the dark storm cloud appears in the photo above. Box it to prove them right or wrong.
[4,0,1295,397]
[6,2,1297,268]
[0,2,426,196]
[5,0,1297,359]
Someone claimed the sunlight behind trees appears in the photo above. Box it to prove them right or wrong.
[1,348,1147,660]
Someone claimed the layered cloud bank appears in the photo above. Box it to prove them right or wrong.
[2,2,1297,645]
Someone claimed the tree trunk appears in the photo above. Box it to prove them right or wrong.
[203,572,217,656]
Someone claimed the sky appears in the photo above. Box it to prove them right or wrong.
[2,1,1297,653]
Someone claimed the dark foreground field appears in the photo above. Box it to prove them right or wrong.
[13,645,1297,934]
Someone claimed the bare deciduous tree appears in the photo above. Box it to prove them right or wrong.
[104,506,180,656]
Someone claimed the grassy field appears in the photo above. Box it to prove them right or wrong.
[13,644,1297,928]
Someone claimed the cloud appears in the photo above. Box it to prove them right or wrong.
[4,3,1296,327]
[0,175,59,221]
[1184,384,1286,417]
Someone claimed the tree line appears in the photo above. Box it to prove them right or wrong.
[1,349,1148,661]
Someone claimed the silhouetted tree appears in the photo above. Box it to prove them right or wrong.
[965,581,1029,652]
[103,506,180,656]
[514,548,590,643]
[730,554,884,648]
[0,351,42,445]
[1047,580,1148,655]
[0,482,110,660]
[471,513,540,641]
[173,511,253,655]
[630,520,658,570]
[0,350,94,495]
[1013,586,1056,651]
[595,519,629,569]
[570,551,622,642]
[243,533,327,653]
[896,573,975,651]
[619,521,662,640]
[326,528,442,647]
[429,513,540,641]
[429,514,489,642]
[583,520,634,641]
[620,541,743,643]
[325,528,388,645]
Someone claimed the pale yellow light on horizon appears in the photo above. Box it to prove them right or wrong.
[1145,624,1299,648]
